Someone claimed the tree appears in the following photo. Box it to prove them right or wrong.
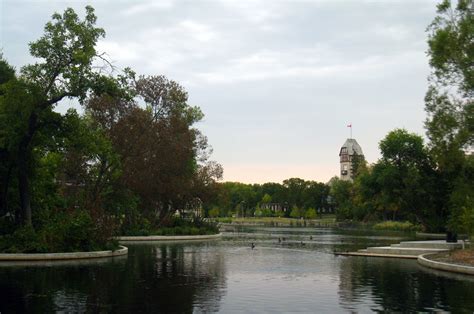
[283,178,306,209]
[1,7,117,226]
[425,0,474,233]
[86,73,221,221]
[359,129,443,228]
[261,193,272,204]
[289,205,303,219]
[329,177,353,220]
[0,56,16,216]
[305,208,317,219]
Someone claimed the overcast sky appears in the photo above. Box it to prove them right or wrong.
[1,0,438,184]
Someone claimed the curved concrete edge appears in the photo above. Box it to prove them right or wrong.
[415,232,446,239]
[418,253,474,276]
[0,245,128,261]
[334,251,418,259]
[117,233,222,241]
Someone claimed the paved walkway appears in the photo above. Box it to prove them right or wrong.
[335,240,474,276]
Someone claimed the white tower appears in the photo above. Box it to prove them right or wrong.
[339,138,364,181]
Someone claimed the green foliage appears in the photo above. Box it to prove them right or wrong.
[329,177,353,220]
[289,206,303,219]
[461,205,474,241]
[427,0,474,95]
[424,0,474,233]
[208,206,220,218]
[0,210,118,253]
[208,178,331,219]
[261,193,272,204]
[119,214,219,236]
[305,208,317,219]
[379,129,427,167]
[0,55,15,85]
[22,6,106,102]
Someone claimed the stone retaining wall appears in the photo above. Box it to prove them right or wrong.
[0,245,128,261]
[117,233,222,241]
[418,253,474,276]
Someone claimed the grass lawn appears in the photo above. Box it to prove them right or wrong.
[431,249,474,267]
[215,215,337,225]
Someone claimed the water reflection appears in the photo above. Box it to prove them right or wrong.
[1,228,474,312]
[0,241,226,313]
[338,255,474,312]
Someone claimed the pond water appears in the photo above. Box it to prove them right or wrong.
[1,227,474,313]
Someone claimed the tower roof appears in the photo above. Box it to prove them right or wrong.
[339,138,364,156]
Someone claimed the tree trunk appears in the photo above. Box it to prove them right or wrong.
[16,108,41,227]
[18,149,32,226]
[0,163,12,216]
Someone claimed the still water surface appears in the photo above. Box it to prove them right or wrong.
[1,227,474,313]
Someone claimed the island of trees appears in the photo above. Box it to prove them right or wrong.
[0,0,472,253]
[0,6,221,253]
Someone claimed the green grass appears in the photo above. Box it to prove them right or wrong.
[215,215,337,226]
[372,220,422,232]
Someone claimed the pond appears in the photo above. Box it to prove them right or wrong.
[1,227,474,313]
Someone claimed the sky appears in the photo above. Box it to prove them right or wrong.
[0,0,438,184]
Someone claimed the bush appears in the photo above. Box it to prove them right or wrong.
[461,205,474,241]
[217,217,232,224]
[372,221,422,232]
[0,210,118,253]
[119,214,219,236]
[208,207,220,218]
[305,208,317,219]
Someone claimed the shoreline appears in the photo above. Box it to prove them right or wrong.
[0,245,128,261]
[418,252,474,276]
[117,233,222,241]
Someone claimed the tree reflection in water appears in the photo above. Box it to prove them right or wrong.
[2,230,474,312]
[338,256,474,312]
[0,242,226,313]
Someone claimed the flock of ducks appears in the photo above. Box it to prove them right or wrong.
[250,235,314,249]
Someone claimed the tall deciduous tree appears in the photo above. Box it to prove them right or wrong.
[0,56,16,216]
[1,7,119,226]
[86,74,222,220]
[425,0,474,233]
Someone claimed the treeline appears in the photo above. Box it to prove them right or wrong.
[206,178,330,219]
[0,7,221,252]
[330,129,450,232]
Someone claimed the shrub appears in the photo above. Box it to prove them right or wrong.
[461,205,474,241]
[372,221,422,232]
[305,208,317,219]
[0,209,118,253]
[119,214,219,236]
[208,207,220,218]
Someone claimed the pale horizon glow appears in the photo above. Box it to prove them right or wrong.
[1,0,438,184]
[223,163,337,184]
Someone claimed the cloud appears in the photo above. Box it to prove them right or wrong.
[193,47,425,84]
[120,0,174,16]
[372,25,411,41]
[96,19,220,75]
